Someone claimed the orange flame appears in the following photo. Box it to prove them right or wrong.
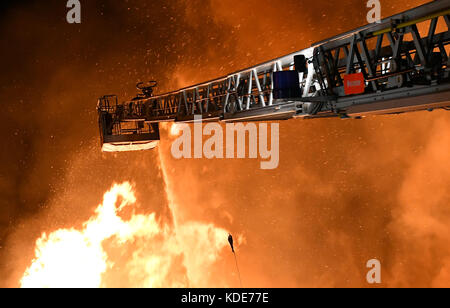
[20,181,230,288]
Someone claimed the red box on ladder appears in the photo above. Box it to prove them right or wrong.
[344,72,365,95]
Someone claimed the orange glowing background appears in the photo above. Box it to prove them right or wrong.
[0,0,449,288]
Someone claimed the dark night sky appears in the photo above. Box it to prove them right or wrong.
[1,0,450,288]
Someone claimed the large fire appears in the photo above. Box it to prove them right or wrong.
[3,0,449,289]
[20,173,230,288]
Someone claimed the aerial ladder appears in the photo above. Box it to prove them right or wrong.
[97,0,450,152]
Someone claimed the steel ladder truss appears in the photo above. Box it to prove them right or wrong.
[97,0,450,151]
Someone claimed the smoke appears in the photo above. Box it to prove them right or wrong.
[2,0,449,288]
[388,116,450,287]
[153,0,450,288]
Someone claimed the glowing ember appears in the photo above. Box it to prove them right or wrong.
[20,182,229,288]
